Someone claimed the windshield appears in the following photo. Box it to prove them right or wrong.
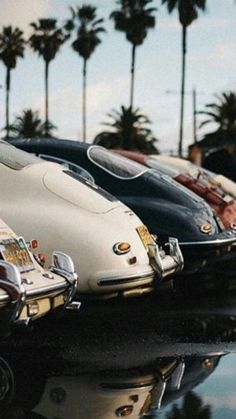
[39,154,95,183]
[0,140,40,170]
[88,146,148,179]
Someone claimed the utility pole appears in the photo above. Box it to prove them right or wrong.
[166,88,202,153]
[192,87,197,143]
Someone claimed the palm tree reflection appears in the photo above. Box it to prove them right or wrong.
[166,391,211,419]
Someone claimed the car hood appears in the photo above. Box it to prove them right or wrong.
[42,163,122,214]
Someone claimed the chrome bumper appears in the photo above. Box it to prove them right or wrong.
[50,251,79,310]
[148,238,184,280]
[0,253,79,327]
[0,262,26,325]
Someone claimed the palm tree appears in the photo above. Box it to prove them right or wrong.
[166,391,211,419]
[29,19,69,136]
[198,91,236,132]
[67,5,105,142]
[8,109,56,138]
[111,0,156,109]
[162,0,207,157]
[94,105,158,153]
[0,26,25,138]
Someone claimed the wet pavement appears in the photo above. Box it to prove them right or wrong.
[1,278,236,418]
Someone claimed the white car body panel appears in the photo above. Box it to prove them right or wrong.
[150,155,194,172]
[212,174,236,200]
[0,145,157,296]
[34,375,154,419]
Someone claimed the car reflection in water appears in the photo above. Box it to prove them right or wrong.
[0,353,222,419]
[1,288,236,419]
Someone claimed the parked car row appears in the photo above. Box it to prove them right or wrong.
[0,140,184,330]
[2,136,236,330]
[11,137,236,276]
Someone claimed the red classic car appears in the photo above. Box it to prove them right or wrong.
[113,150,236,231]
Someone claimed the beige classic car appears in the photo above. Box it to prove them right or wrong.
[0,141,183,298]
[0,218,78,326]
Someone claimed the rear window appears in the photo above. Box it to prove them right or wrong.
[146,157,180,178]
[39,154,95,183]
[88,146,148,179]
[0,141,40,170]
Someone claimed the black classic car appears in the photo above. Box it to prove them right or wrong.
[9,138,236,275]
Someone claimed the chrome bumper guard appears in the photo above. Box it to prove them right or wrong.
[148,238,184,279]
[51,251,80,310]
[0,261,26,325]
[149,360,185,411]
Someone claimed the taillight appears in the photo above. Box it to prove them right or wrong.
[116,405,134,417]
[113,242,131,255]
[30,239,38,249]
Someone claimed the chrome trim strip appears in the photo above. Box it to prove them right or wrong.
[98,271,154,286]
[24,282,69,298]
[179,236,236,246]
[87,145,150,180]
[0,282,68,303]
[0,294,11,304]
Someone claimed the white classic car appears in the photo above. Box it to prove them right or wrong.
[0,218,78,326]
[0,141,183,298]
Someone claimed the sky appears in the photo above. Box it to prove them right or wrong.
[160,353,236,419]
[0,0,235,154]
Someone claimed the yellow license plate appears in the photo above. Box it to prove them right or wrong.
[53,294,64,308]
[0,237,34,273]
[136,225,155,250]
[19,298,51,320]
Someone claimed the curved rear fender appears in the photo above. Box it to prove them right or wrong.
[122,197,219,243]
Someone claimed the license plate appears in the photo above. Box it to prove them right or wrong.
[136,225,155,250]
[0,237,34,273]
[53,294,64,308]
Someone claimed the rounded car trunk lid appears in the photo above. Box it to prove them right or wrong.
[43,164,121,214]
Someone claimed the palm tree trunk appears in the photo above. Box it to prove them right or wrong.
[82,58,87,142]
[45,61,49,136]
[179,25,187,157]
[5,68,11,138]
[130,44,136,109]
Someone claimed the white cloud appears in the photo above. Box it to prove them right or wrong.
[0,0,53,35]
[208,43,236,66]
[29,75,130,141]
[191,16,235,31]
